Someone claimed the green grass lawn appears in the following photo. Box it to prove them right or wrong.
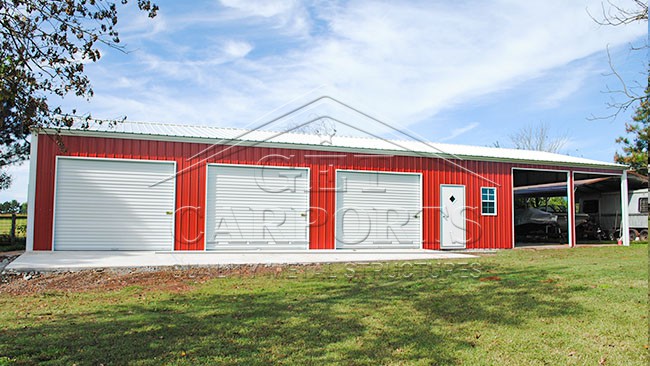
[0,245,647,365]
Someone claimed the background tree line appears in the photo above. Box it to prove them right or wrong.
[0,200,27,214]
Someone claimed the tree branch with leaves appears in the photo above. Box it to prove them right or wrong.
[0,0,158,188]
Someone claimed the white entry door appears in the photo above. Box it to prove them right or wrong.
[205,165,310,250]
[440,185,466,249]
[53,157,176,251]
[336,170,422,249]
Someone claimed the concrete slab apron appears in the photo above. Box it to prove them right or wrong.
[6,250,478,272]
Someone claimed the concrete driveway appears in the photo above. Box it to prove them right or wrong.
[6,250,478,272]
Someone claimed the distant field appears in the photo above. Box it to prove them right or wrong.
[0,215,27,238]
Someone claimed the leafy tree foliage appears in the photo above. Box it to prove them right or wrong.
[516,196,568,210]
[0,0,158,188]
[615,75,649,175]
[0,199,22,213]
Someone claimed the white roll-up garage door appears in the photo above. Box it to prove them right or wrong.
[336,170,421,249]
[53,157,176,251]
[205,164,310,250]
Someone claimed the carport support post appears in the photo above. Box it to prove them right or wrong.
[621,170,630,246]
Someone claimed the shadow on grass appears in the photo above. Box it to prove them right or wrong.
[1,266,589,365]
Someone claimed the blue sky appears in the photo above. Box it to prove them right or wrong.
[5,0,648,202]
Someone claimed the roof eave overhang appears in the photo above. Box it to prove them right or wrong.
[39,128,628,172]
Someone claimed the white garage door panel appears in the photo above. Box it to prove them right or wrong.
[336,171,421,249]
[206,165,310,250]
[53,158,176,251]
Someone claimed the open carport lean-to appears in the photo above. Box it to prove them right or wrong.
[512,168,646,247]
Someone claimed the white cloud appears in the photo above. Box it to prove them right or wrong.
[538,76,588,109]
[119,7,170,40]
[220,0,298,18]
[535,62,599,108]
[222,40,254,58]
[0,163,29,203]
[439,122,480,142]
[66,0,647,135]
[219,0,310,36]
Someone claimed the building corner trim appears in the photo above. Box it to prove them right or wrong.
[25,133,38,251]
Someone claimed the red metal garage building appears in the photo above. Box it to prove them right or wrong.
[25,120,630,252]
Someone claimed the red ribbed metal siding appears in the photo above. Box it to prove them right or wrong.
[32,135,622,251]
